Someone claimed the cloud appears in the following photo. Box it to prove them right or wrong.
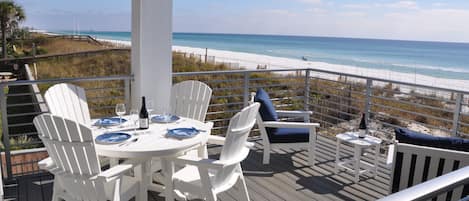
[262,9,296,17]
[339,12,367,17]
[386,1,419,10]
[342,1,420,11]
[305,8,328,15]
[296,0,322,5]
[432,2,447,7]
[342,4,372,9]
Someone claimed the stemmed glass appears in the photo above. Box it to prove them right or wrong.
[115,103,126,127]
[159,105,171,123]
[130,109,139,133]
[147,99,154,117]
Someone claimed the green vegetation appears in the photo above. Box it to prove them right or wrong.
[28,35,469,137]
[0,0,25,59]
[3,33,468,152]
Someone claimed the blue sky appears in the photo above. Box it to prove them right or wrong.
[15,0,469,42]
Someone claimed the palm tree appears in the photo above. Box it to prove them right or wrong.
[0,1,25,59]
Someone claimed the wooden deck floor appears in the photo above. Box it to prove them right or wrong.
[6,135,391,201]
[151,135,391,201]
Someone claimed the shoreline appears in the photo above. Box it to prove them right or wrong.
[44,31,469,93]
[172,46,469,93]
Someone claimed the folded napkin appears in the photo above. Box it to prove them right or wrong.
[95,117,127,126]
[166,127,200,139]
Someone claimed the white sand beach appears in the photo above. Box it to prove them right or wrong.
[172,46,469,93]
[88,36,469,94]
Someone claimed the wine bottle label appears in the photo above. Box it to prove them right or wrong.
[139,118,149,128]
[359,129,366,138]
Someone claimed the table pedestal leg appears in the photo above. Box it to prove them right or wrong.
[374,144,380,178]
[354,146,361,183]
[135,161,151,201]
[198,144,208,158]
[162,158,175,201]
[335,140,341,174]
[308,128,316,166]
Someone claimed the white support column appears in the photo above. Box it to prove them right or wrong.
[131,0,173,111]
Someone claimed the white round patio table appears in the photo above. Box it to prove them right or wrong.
[94,116,211,201]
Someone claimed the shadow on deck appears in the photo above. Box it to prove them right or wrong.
[5,135,391,201]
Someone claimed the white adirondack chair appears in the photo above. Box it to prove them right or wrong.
[171,80,212,122]
[388,141,469,201]
[167,103,260,201]
[34,114,140,201]
[44,83,115,167]
[151,80,213,187]
[171,80,214,156]
[44,83,91,125]
[250,90,320,165]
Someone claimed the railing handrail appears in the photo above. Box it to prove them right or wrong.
[1,68,468,182]
[378,166,469,201]
[1,68,466,94]
[174,68,469,94]
[0,75,133,87]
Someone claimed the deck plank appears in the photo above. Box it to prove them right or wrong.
[6,135,391,201]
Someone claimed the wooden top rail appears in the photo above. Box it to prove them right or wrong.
[378,166,469,201]
[0,48,129,63]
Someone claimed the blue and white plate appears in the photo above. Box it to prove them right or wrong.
[167,127,199,139]
[152,115,180,123]
[94,117,127,127]
[95,132,131,144]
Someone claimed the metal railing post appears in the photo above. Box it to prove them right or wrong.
[451,93,463,137]
[304,70,311,111]
[243,72,250,107]
[0,84,12,179]
[364,79,373,122]
[124,79,131,111]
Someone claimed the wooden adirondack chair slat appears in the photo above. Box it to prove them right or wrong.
[34,114,139,201]
[171,80,212,122]
[391,142,469,200]
[45,83,91,126]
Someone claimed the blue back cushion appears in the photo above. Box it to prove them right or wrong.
[395,128,469,152]
[254,88,278,121]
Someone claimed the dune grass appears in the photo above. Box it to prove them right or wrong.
[20,34,469,138]
[13,33,114,57]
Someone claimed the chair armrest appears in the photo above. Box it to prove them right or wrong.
[173,147,250,169]
[263,121,320,129]
[38,157,55,170]
[385,144,395,169]
[205,121,214,129]
[95,160,139,182]
[173,156,225,169]
[207,135,226,145]
[38,157,65,175]
[207,135,255,149]
[276,110,312,117]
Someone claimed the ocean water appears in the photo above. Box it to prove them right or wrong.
[54,31,469,80]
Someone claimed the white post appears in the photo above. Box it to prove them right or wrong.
[131,0,173,111]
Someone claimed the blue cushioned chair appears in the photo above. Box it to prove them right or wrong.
[386,128,469,198]
[250,88,320,165]
[395,128,469,152]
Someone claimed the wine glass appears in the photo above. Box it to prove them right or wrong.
[130,109,139,133]
[160,106,171,123]
[147,99,154,117]
[115,103,126,126]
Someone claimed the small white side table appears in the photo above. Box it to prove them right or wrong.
[334,132,382,183]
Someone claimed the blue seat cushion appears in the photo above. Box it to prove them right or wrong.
[268,128,310,143]
[254,88,278,122]
[395,128,469,152]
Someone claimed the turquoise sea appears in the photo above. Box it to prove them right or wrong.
[54,31,469,80]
